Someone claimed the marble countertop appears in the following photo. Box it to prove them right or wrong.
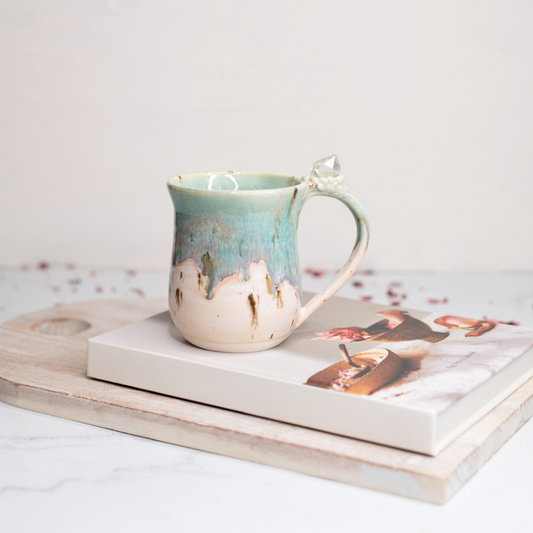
[1,266,533,532]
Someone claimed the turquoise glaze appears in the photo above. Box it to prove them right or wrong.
[168,173,305,299]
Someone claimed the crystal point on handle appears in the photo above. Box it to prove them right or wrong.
[304,155,348,194]
[310,155,341,178]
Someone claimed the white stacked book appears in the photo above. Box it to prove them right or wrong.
[87,295,533,455]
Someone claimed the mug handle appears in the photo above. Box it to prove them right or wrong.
[294,176,370,328]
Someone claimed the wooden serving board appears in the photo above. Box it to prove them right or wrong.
[1,299,533,504]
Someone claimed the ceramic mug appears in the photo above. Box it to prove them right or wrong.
[167,156,369,353]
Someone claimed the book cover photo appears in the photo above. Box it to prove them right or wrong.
[305,309,533,415]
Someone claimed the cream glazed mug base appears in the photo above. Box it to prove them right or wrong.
[169,259,302,352]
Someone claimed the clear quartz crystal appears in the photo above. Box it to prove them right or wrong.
[304,154,348,195]
[310,154,341,178]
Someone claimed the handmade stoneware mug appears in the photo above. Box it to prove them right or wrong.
[167,155,369,353]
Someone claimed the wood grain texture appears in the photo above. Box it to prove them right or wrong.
[1,298,533,504]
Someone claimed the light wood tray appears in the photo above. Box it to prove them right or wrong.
[1,298,532,504]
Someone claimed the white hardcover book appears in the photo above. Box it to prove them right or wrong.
[87,295,533,455]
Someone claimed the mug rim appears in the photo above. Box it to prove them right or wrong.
[167,172,305,195]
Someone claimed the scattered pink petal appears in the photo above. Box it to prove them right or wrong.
[388,391,409,398]
[391,300,400,306]
[131,287,145,297]
[484,316,519,326]
[387,288,397,297]
[352,280,364,288]
[428,297,448,304]
[38,262,50,270]
[95,285,104,293]
[20,264,30,271]
[126,269,138,277]
[89,270,97,277]
[305,268,325,277]
[360,295,373,301]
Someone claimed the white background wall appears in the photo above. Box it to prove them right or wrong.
[1,0,532,272]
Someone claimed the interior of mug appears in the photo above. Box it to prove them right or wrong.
[168,172,300,192]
